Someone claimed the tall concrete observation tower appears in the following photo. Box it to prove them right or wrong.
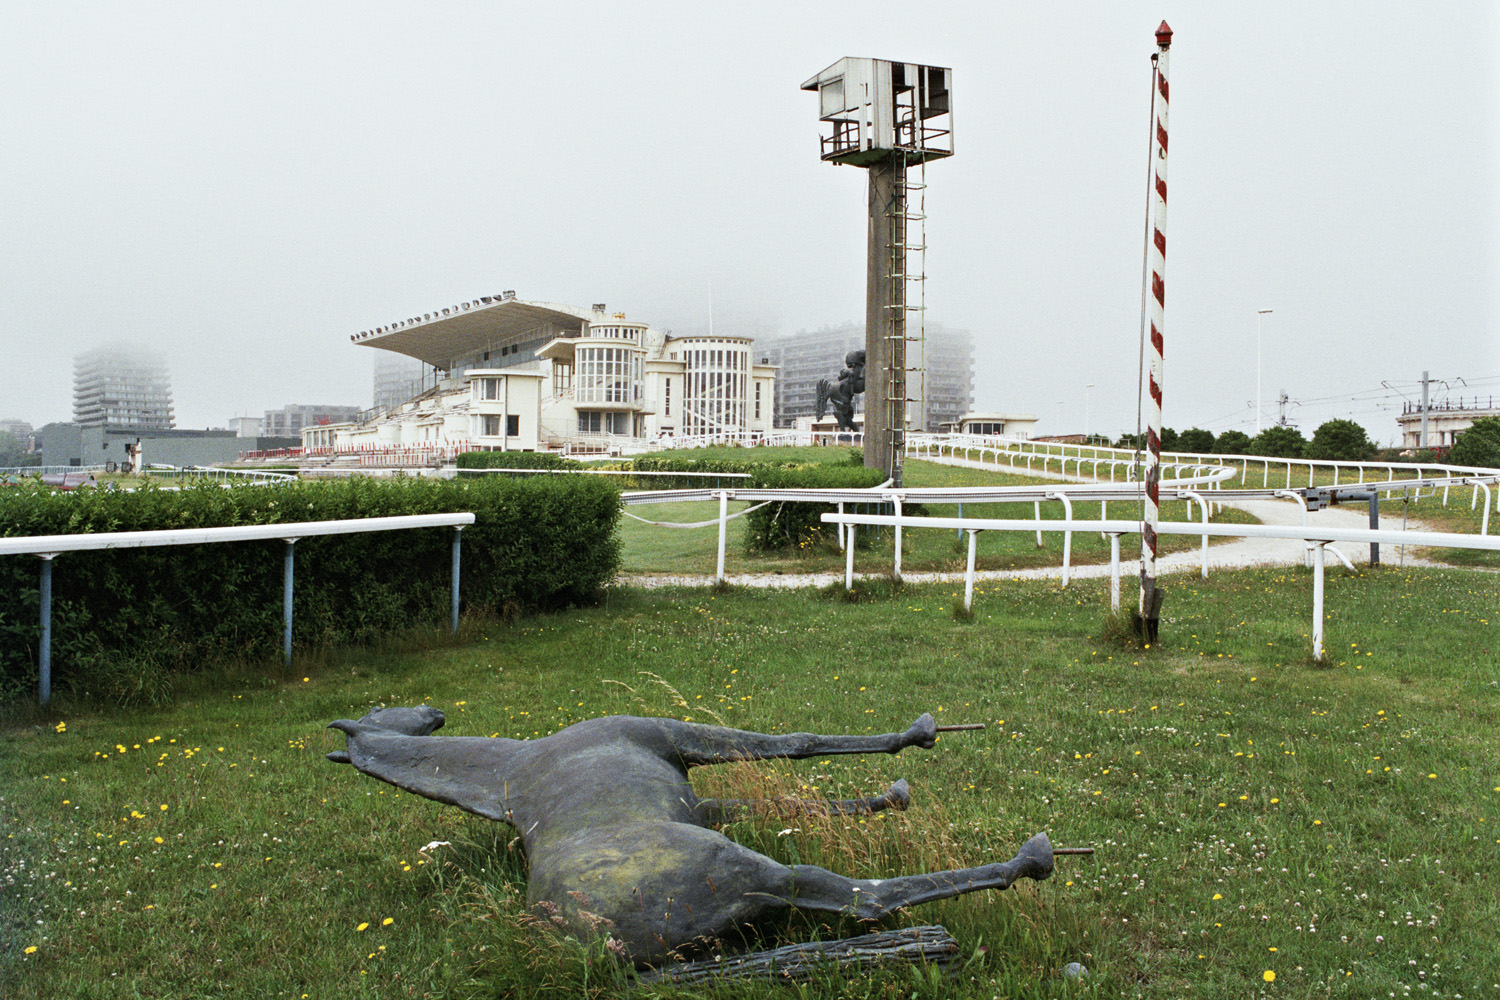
[802,58,953,486]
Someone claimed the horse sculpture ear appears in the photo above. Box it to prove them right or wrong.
[353,705,447,736]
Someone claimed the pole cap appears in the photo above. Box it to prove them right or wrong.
[1155,21,1173,48]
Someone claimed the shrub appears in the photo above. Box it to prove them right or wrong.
[744,465,890,550]
[1176,428,1215,453]
[0,476,620,702]
[1248,426,1306,459]
[1305,419,1376,461]
[1213,430,1252,455]
[456,451,582,470]
[1448,416,1500,470]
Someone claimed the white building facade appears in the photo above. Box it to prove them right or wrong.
[305,294,776,460]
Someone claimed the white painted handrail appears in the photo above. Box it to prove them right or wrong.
[3,513,477,706]
[823,510,1500,661]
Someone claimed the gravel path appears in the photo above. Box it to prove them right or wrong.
[615,495,1438,590]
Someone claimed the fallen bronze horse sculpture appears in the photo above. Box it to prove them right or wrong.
[327,707,1066,968]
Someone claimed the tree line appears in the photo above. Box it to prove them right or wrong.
[1108,416,1500,466]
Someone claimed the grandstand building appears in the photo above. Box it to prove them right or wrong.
[311,293,776,457]
[1396,395,1500,450]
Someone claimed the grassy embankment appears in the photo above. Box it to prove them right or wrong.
[619,453,1257,578]
[3,563,1497,999]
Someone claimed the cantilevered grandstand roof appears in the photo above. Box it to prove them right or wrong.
[349,293,592,369]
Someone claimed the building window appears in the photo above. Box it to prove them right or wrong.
[665,378,671,415]
[578,411,602,433]
[506,414,520,437]
[754,382,761,419]
[482,414,501,436]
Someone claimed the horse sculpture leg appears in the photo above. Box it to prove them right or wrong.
[665,714,937,767]
[696,779,911,824]
[782,831,1055,921]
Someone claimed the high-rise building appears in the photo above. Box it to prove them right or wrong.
[262,404,365,438]
[72,345,175,430]
[759,323,973,430]
[373,353,431,412]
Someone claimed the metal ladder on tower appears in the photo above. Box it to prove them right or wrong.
[886,141,929,487]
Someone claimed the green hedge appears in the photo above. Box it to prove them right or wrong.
[0,476,620,703]
[743,465,890,550]
[455,450,582,470]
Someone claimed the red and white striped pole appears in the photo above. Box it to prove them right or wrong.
[1140,21,1171,637]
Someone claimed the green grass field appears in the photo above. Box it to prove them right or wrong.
[4,562,1497,999]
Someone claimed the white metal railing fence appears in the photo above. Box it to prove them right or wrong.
[2,513,476,706]
[908,433,1500,509]
[821,508,1500,661]
[618,472,1495,587]
[1,465,109,478]
[143,466,298,484]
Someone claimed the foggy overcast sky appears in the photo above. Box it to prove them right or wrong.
[3,1,1496,444]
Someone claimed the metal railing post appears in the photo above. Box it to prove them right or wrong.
[1182,490,1211,578]
[282,539,297,668]
[1109,533,1122,613]
[450,527,463,634]
[715,491,728,585]
[845,522,856,591]
[893,496,904,583]
[964,530,979,612]
[1312,541,1327,661]
[38,555,55,706]
[1052,493,1073,586]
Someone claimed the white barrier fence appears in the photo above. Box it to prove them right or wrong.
[821,509,1500,661]
[2,513,476,706]
[907,433,1500,505]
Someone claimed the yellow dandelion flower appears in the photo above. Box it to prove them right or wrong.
[357,922,369,932]
[382,917,394,926]
[1263,970,1275,982]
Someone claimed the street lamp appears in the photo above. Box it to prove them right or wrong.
[1084,383,1095,440]
[1255,309,1273,434]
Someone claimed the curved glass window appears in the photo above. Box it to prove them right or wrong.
[576,346,641,404]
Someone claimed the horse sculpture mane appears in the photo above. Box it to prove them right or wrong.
[327,706,1056,969]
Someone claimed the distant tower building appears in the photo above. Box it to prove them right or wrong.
[373,353,431,411]
[911,326,974,431]
[761,323,972,430]
[760,324,865,428]
[72,345,175,430]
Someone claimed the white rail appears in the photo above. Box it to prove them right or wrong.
[3,513,476,706]
[822,509,1500,661]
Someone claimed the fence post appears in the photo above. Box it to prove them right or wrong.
[282,539,297,669]
[451,527,464,634]
[1052,493,1073,586]
[893,495,903,583]
[963,529,979,611]
[37,555,55,706]
[715,491,728,585]
[1109,533,1122,613]
[845,521,856,591]
[1311,541,1327,661]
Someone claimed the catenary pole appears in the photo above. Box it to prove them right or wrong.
[1139,21,1172,637]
